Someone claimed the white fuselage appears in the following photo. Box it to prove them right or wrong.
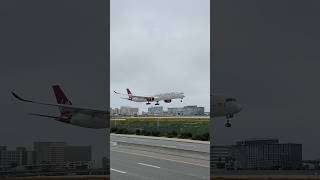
[131,92,185,102]
[212,94,242,117]
[55,114,108,129]
[154,92,185,101]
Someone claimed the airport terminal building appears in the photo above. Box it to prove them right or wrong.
[0,142,92,170]
[211,138,302,170]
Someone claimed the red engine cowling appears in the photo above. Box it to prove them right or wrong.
[164,99,172,103]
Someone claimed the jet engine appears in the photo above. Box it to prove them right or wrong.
[164,99,172,103]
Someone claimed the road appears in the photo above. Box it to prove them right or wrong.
[110,134,210,180]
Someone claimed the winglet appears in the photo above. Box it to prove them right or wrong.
[11,91,32,102]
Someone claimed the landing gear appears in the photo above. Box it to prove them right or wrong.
[155,101,160,105]
[225,114,233,128]
[225,121,231,128]
[146,102,151,105]
[180,99,183,102]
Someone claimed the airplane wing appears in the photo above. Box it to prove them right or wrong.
[11,91,109,117]
[113,90,149,99]
[113,90,127,96]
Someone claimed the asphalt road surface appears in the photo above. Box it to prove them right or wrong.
[110,134,210,180]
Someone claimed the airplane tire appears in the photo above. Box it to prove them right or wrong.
[225,122,231,128]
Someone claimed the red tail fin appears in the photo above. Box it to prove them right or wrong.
[126,88,132,99]
[52,85,72,105]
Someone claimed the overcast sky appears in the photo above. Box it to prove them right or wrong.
[110,0,210,112]
[212,0,320,160]
[0,0,108,168]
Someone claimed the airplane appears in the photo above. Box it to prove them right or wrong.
[11,85,109,129]
[114,88,185,106]
[211,94,242,127]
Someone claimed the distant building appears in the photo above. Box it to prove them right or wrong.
[34,142,66,166]
[120,106,139,116]
[167,106,205,116]
[0,146,29,168]
[111,108,120,116]
[212,138,302,170]
[148,106,163,115]
[167,107,184,116]
[303,160,320,170]
[210,145,234,170]
[65,146,92,169]
[183,106,205,116]
[102,156,109,169]
[34,142,92,169]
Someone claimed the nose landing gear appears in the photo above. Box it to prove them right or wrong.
[225,114,233,128]
[225,120,231,128]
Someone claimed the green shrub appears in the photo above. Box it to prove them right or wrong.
[135,129,141,135]
[200,132,210,141]
[117,128,129,134]
[167,131,178,138]
[151,131,160,136]
[192,134,202,140]
[141,130,151,136]
[179,132,192,139]
[111,127,118,133]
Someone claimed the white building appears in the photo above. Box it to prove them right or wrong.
[120,106,139,116]
[167,107,184,116]
[148,106,164,115]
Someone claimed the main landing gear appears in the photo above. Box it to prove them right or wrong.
[155,101,160,105]
[180,99,183,102]
[225,114,233,128]
[146,102,151,105]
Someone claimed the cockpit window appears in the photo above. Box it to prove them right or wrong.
[225,98,237,102]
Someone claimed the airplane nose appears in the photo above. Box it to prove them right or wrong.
[236,103,242,113]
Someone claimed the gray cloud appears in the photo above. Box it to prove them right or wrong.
[110,0,210,112]
[212,0,320,160]
[0,0,108,167]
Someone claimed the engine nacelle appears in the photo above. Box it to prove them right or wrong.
[146,97,155,102]
[164,99,172,103]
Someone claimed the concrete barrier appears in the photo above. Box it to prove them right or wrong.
[114,141,209,161]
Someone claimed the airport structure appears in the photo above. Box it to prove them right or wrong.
[0,142,92,170]
[0,146,33,167]
[211,138,302,170]
[181,105,205,116]
[111,108,120,116]
[119,106,139,116]
[101,156,108,169]
[167,107,184,116]
[148,106,164,115]
[111,105,205,116]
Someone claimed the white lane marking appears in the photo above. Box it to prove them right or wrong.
[111,142,118,146]
[115,140,128,143]
[111,168,127,174]
[137,162,160,169]
[161,145,177,148]
[111,149,209,168]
